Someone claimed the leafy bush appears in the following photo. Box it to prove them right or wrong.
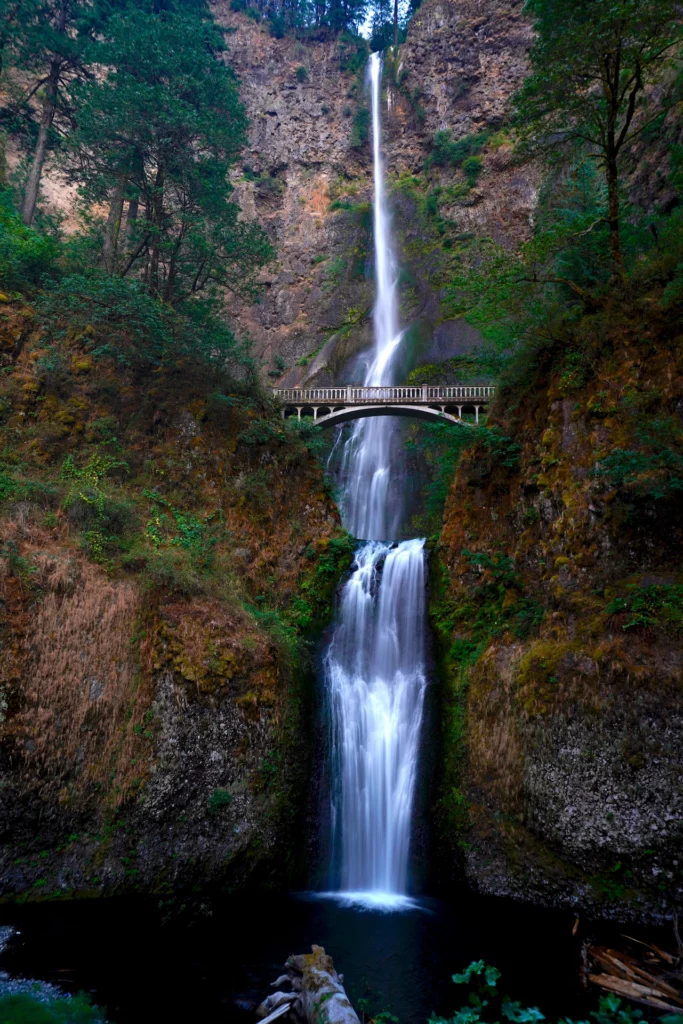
[478,427,522,469]
[426,130,491,171]
[430,961,659,1024]
[596,419,683,501]
[461,155,483,185]
[0,189,60,292]
[268,14,286,36]
[606,583,683,633]
[295,65,309,82]
[351,106,370,148]
[36,274,253,377]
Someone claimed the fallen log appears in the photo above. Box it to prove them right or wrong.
[257,945,360,1024]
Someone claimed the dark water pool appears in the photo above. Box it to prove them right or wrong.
[0,886,604,1024]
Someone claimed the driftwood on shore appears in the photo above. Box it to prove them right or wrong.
[256,945,360,1024]
[587,936,683,1013]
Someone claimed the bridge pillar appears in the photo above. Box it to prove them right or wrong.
[421,384,428,402]
[313,407,318,420]
[457,406,463,420]
[281,408,286,419]
[346,386,352,402]
[296,406,302,420]
[475,405,480,424]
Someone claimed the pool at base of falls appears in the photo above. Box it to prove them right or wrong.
[0,887,630,1024]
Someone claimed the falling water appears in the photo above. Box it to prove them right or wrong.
[338,51,403,542]
[324,52,428,909]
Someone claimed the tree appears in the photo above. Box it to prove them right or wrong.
[0,0,103,226]
[514,0,682,275]
[66,1,273,302]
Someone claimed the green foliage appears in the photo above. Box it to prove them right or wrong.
[350,106,370,148]
[0,190,59,292]
[456,549,544,646]
[514,0,682,268]
[0,991,107,1024]
[295,65,308,82]
[37,275,254,379]
[250,531,354,666]
[61,448,128,517]
[143,490,223,571]
[268,15,287,37]
[596,419,683,501]
[61,446,129,563]
[338,32,368,75]
[461,156,482,186]
[65,1,274,301]
[430,963,649,1024]
[478,427,522,469]
[426,130,491,171]
[404,421,473,536]
[207,787,233,813]
[606,583,683,633]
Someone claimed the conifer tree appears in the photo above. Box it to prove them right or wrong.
[515,0,682,274]
[0,0,104,225]
[67,0,272,302]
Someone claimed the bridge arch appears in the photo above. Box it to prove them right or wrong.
[312,405,472,428]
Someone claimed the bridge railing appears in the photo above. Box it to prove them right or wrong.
[273,385,496,403]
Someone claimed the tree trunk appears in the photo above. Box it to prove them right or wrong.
[102,177,125,273]
[393,0,398,47]
[605,156,623,276]
[21,59,59,226]
[148,164,165,295]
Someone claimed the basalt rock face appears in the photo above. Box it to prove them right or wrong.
[0,301,351,899]
[432,310,683,922]
[384,0,539,247]
[216,0,537,388]
[213,1,375,383]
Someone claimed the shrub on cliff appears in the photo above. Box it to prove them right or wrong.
[0,191,59,292]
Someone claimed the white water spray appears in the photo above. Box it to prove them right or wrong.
[325,52,428,910]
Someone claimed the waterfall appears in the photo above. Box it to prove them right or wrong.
[324,52,428,909]
[339,51,402,543]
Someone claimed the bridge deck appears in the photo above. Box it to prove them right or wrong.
[273,385,495,405]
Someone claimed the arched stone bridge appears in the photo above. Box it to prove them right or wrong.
[273,385,496,427]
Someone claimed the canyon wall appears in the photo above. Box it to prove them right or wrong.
[431,297,683,922]
[0,301,351,898]
[215,0,538,387]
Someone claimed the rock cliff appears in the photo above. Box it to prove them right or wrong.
[0,300,352,898]
[431,298,683,921]
[215,0,538,387]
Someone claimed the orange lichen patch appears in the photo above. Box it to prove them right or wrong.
[304,174,330,216]
[0,545,149,807]
[466,643,525,811]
